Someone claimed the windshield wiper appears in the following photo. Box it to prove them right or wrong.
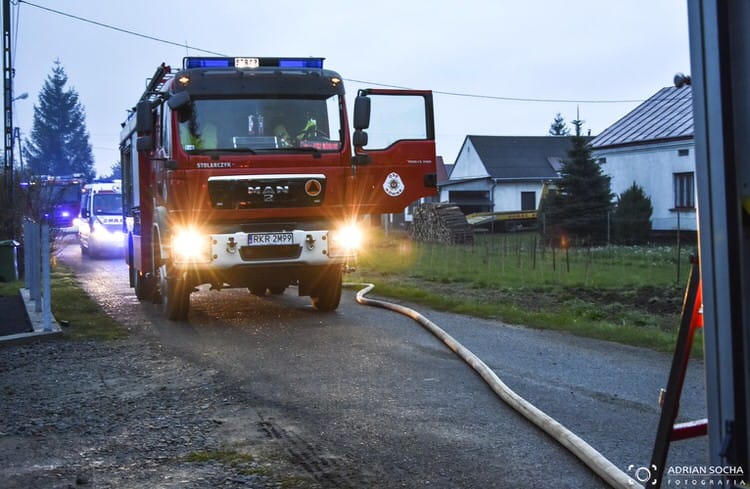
[283,147,322,158]
[192,148,257,155]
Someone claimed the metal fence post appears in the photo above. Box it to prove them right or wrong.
[41,223,51,332]
[29,222,41,312]
[23,220,31,289]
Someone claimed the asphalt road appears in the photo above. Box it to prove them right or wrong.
[57,239,708,488]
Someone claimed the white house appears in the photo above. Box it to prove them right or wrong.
[591,86,696,232]
[440,135,571,214]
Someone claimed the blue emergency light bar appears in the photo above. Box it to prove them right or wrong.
[183,57,324,70]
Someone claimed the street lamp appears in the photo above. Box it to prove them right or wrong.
[11,92,27,175]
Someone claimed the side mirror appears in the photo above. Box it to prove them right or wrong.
[353,130,368,148]
[136,101,154,134]
[136,135,154,152]
[353,95,371,130]
[167,91,191,110]
[168,92,192,123]
[80,208,89,219]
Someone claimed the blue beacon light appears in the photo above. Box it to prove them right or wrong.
[183,57,324,70]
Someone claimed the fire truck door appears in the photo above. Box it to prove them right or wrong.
[351,89,437,215]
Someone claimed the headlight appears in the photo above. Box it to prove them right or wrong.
[92,221,109,234]
[328,224,363,257]
[171,228,211,263]
[91,222,124,243]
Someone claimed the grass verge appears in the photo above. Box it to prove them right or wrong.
[352,231,702,355]
[0,262,127,341]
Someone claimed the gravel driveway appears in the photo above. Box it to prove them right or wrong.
[0,241,710,488]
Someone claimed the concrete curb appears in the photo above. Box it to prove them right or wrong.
[0,288,63,346]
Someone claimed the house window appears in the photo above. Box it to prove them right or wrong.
[674,172,695,209]
[521,191,536,211]
[678,149,690,157]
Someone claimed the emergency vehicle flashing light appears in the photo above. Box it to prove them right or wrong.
[183,57,325,70]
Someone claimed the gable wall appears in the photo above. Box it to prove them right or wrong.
[449,139,491,179]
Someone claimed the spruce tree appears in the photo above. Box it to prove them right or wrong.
[613,182,653,244]
[548,112,570,136]
[543,119,613,245]
[24,60,95,180]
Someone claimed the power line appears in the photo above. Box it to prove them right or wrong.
[345,78,643,104]
[18,0,227,57]
[18,0,644,105]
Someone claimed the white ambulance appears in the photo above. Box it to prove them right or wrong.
[77,181,125,257]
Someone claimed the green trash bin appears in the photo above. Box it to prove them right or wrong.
[0,240,20,282]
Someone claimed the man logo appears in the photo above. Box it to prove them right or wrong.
[305,179,322,197]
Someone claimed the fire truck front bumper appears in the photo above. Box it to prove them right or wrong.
[169,227,361,272]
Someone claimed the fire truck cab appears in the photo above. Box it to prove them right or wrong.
[120,57,437,320]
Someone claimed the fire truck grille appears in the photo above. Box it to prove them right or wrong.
[208,175,326,209]
[239,245,302,261]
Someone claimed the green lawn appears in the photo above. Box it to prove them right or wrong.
[0,263,127,341]
[351,231,700,354]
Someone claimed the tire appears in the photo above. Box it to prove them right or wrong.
[156,264,190,321]
[249,286,267,296]
[134,271,155,301]
[310,268,342,312]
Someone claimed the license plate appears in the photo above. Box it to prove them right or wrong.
[247,232,294,246]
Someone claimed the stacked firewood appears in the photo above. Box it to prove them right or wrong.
[410,203,474,245]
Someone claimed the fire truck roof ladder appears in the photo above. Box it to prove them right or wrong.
[139,63,172,104]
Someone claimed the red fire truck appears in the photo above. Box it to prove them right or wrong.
[119,57,437,320]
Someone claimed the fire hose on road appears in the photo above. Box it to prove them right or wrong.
[350,282,643,489]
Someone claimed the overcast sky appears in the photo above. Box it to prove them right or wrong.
[5,0,691,177]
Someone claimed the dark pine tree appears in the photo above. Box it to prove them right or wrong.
[546,119,613,245]
[548,112,570,136]
[104,161,122,181]
[24,60,95,180]
[613,182,653,244]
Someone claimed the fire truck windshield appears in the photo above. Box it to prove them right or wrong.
[41,184,80,204]
[178,96,342,153]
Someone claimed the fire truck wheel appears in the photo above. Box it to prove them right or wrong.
[310,269,342,312]
[134,271,155,301]
[268,286,286,295]
[157,265,190,320]
[248,286,267,296]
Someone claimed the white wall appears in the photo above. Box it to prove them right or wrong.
[438,178,492,203]
[594,140,697,231]
[492,182,545,212]
[449,139,490,179]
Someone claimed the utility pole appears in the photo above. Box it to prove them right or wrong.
[2,0,14,206]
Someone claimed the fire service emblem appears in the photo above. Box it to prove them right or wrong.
[383,172,405,197]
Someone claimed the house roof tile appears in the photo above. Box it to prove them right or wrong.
[591,86,693,149]
[466,135,572,180]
